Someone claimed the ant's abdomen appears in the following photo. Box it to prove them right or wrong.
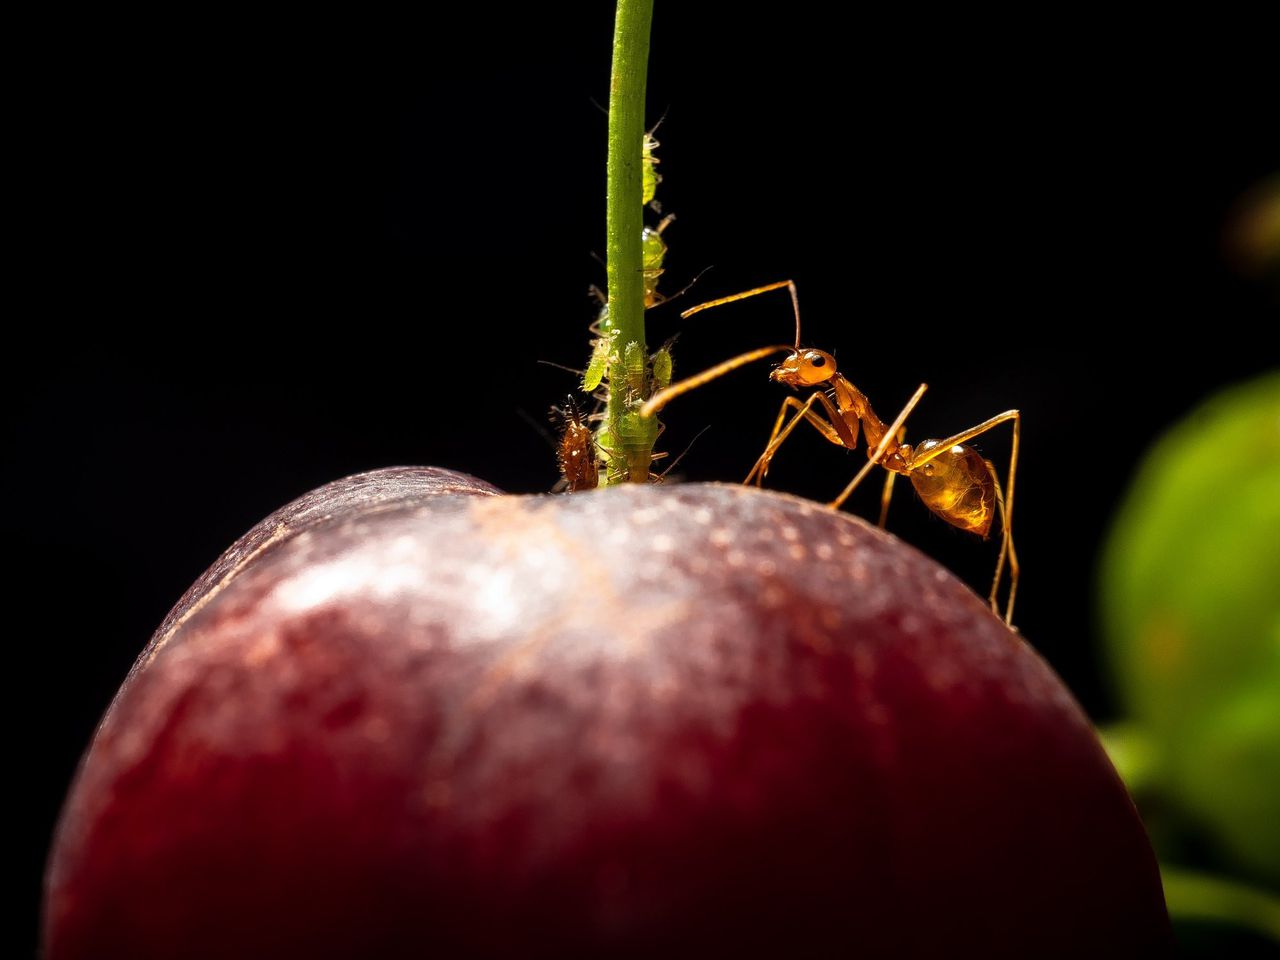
[909,442,996,537]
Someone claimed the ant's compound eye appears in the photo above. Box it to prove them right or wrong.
[923,463,934,476]
[807,353,826,367]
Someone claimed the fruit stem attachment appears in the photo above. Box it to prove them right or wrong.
[604,0,655,482]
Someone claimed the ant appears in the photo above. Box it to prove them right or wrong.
[639,280,1021,624]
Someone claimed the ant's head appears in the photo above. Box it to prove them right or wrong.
[772,349,837,388]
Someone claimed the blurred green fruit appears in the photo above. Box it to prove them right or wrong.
[1101,371,1280,883]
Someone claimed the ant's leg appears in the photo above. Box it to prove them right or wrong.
[744,393,851,486]
[983,461,1021,625]
[830,384,928,510]
[747,397,820,485]
[639,345,793,418]
[1002,420,1021,624]
[877,427,906,527]
[986,460,1008,615]
[746,394,822,486]
[910,410,1021,624]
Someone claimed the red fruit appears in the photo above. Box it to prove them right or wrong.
[45,467,1170,958]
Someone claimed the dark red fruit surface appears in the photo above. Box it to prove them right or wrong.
[45,467,1170,958]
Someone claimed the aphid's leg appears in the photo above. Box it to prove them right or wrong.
[639,345,794,418]
[537,359,586,377]
[745,393,853,486]
[654,425,712,482]
[909,410,1021,624]
[680,280,804,351]
[877,427,906,527]
[830,384,928,510]
[649,265,713,312]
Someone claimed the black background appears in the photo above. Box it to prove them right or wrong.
[12,5,1276,954]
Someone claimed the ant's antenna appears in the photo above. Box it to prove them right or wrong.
[680,280,803,350]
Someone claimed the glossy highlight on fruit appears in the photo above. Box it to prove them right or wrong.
[46,468,1171,958]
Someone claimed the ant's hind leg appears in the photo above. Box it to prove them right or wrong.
[987,462,1008,616]
[1004,527,1021,626]
[999,419,1021,624]
[916,410,1021,625]
[986,468,1021,626]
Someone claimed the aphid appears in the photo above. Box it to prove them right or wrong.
[639,217,710,312]
[582,286,617,392]
[602,408,661,485]
[594,420,706,487]
[640,280,1022,624]
[550,396,600,492]
[642,214,676,308]
[651,339,674,392]
[582,220,681,397]
[620,340,649,400]
[642,127,662,207]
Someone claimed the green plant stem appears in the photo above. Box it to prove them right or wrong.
[605,0,654,482]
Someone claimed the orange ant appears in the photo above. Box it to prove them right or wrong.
[639,280,1021,624]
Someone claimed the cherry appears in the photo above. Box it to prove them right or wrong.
[45,467,1171,958]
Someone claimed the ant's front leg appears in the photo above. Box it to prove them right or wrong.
[745,391,853,487]
[639,345,793,419]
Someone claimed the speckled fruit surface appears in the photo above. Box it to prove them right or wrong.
[45,467,1170,958]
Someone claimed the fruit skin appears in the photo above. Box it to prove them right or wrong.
[46,468,1171,958]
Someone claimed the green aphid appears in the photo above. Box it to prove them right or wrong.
[622,340,647,399]
[651,345,673,392]
[582,330,616,393]
[617,410,660,483]
[642,131,661,206]
[596,299,614,334]
[641,225,667,272]
[641,222,672,308]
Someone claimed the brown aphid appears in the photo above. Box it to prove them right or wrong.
[640,281,1021,624]
[550,396,599,493]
